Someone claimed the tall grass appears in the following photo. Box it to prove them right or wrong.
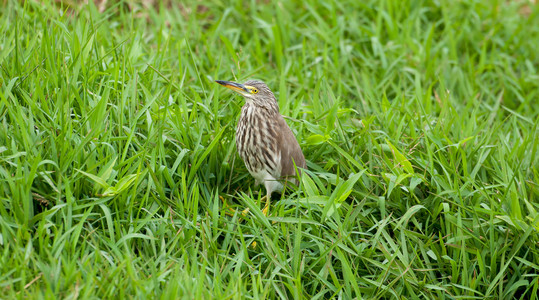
[1,0,538,298]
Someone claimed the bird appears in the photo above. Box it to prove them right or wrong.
[215,79,306,216]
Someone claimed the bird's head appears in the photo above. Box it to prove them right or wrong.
[215,79,278,111]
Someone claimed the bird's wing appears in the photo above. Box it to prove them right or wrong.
[275,115,306,179]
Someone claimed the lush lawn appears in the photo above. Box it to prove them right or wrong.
[1,0,538,298]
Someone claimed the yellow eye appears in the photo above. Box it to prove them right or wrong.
[251,88,258,94]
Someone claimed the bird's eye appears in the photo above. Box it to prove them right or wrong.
[251,88,258,94]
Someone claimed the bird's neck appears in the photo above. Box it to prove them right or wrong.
[245,98,279,114]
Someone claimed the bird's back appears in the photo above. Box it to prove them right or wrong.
[275,115,306,178]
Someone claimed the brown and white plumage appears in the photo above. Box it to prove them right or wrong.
[216,79,306,207]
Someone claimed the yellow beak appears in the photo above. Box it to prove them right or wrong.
[215,80,249,94]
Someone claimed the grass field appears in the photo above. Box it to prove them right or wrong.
[1,0,538,298]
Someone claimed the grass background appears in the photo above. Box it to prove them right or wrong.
[1,0,538,298]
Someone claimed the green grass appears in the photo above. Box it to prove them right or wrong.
[1,0,538,298]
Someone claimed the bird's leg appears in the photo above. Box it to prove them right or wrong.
[220,195,234,216]
[262,179,281,217]
[261,193,270,217]
[220,195,250,218]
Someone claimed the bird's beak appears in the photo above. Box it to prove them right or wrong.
[215,80,249,95]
